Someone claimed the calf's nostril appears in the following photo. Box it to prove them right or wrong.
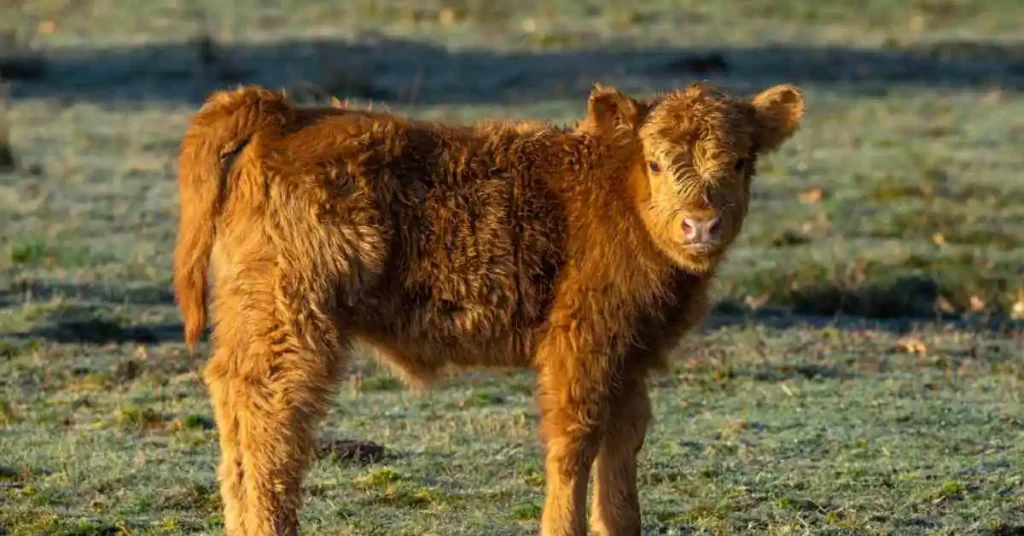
[682,219,695,238]
[708,217,721,237]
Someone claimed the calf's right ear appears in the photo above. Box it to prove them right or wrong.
[584,84,644,133]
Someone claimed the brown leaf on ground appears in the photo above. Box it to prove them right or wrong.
[798,187,825,203]
[744,293,771,310]
[898,337,928,355]
[1012,289,1024,320]
[935,296,956,314]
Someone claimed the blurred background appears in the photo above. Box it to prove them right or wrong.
[1,1,1022,534]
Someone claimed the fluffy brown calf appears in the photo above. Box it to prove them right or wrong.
[173,82,803,535]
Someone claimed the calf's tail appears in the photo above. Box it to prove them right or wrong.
[173,86,293,349]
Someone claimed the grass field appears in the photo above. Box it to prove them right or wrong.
[2,0,1023,534]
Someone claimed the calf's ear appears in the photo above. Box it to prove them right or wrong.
[751,84,804,153]
[583,84,644,133]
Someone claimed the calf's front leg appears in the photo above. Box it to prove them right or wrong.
[535,332,619,536]
[589,370,651,536]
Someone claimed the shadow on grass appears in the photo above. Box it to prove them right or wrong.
[1,279,173,307]
[0,279,185,344]
[752,363,857,382]
[9,318,185,345]
[4,36,1024,106]
[1,314,185,345]
[705,305,1022,337]
[3,273,1021,345]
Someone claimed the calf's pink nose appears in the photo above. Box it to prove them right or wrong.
[682,216,721,243]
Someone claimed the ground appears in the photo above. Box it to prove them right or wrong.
[1,0,1023,534]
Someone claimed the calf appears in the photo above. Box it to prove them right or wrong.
[173,82,803,535]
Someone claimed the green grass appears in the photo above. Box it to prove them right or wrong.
[1,324,1021,534]
[2,0,1023,534]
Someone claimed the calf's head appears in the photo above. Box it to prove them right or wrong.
[587,83,804,274]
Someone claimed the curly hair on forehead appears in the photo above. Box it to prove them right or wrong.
[173,80,803,536]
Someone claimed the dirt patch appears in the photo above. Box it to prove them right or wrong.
[316,439,388,465]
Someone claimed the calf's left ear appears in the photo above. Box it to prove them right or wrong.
[582,84,644,134]
[751,84,804,153]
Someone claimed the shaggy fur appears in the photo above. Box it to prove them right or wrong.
[173,81,804,535]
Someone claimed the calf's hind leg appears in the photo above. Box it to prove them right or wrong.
[204,278,347,535]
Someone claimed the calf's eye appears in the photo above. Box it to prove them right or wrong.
[734,158,747,172]
[647,161,661,174]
